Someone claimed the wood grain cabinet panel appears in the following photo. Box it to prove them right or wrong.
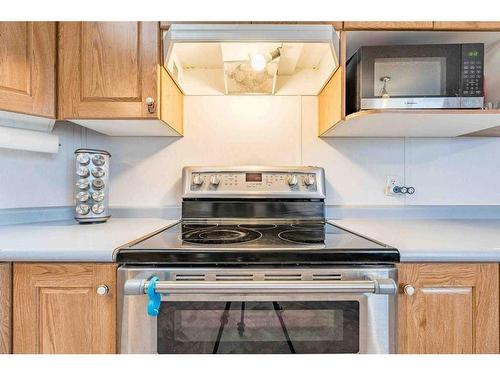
[58,21,183,136]
[0,22,56,118]
[319,68,343,135]
[13,263,117,354]
[434,22,500,30]
[59,22,158,119]
[343,22,433,30]
[398,263,499,354]
[0,263,12,354]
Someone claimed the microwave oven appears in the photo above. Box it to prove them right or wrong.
[346,43,484,113]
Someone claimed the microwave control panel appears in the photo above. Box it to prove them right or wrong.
[461,43,484,97]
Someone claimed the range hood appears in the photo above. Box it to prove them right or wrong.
[163,24,340,96]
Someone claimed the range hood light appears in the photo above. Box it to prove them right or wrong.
[250,54,267,71]
[249,48,281,72]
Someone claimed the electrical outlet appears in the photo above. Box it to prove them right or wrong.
[385,175,402,196]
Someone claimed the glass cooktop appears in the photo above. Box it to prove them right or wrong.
[116,221,399,264]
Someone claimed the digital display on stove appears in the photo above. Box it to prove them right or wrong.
[246,173,262,182]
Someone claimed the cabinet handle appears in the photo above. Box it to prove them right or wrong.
[145,96,156,113]
[403,284,415,296]
[96,284,109,296]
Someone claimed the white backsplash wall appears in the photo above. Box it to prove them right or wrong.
[85,96,302,207]
[0,122,83,209]
[3,96,500,210]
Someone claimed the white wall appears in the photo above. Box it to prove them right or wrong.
[0,122,83,209]
[2,96,500,210]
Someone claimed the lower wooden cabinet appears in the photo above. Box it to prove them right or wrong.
[0,263,12,354]
[13,263,117,354]
[398,263,499,354]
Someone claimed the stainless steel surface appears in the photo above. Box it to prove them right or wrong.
[361,97,483,109]
[403,284,415,296]
[118,266,397,354]
[96,284,109,296]
[74,149,111,223]
[182,166,326,199]
[460,96,485,108]
[361,97,461,109]
[117,165,397,354]
[124,279,397,296]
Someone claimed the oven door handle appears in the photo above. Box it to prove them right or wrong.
[124,278,397,296]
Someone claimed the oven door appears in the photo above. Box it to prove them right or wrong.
[157,299,360,354]
[118,267,397,354]
[359,44,461,109]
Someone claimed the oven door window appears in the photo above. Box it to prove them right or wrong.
[361,44,461,98]
[157,301,359,354]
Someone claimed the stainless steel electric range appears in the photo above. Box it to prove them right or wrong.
[116,166,399,354]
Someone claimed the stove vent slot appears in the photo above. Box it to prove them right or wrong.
[312,273,342,281]
[175,274,206,281]
[215,274,254,281]
[264,274,302,281]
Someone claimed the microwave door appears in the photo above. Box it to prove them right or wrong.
[360,44,461,109]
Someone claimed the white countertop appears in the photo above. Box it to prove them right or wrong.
[0,218,178,262]
[330,219,500,262]
[1,217,499,263]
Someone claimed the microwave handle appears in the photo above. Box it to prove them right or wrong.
[124,278,397,296]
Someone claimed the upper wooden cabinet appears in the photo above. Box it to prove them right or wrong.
[58,22,183,136]
[398,263,499,354]
[344,21,433,30]
[0,22,56,131]
[434,22,500,31]
[13,263,117,354]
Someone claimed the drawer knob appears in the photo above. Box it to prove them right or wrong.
[146,96,156,113]
[96,285,109,296]
[403,284,415,296]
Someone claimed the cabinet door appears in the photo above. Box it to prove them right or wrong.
[398,263,499,354]
[13,263,116,354]
[0,263,11,354]
[0,22,56,118]
[58,22,159,119]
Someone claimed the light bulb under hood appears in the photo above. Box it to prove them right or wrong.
[249,48,281,72]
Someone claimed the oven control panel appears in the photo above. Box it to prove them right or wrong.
[182,166,326,199]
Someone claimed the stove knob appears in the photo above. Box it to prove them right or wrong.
[303,175,316,186]
[192,174,204,186]
[210,175,220,186]
[288,174,298,186]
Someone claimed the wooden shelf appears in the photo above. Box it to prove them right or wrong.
[320,109,500,137]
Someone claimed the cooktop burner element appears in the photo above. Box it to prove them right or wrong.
[278,229,325,244]
[182,226,262,244]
